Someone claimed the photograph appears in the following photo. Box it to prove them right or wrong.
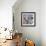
[21,12,36,27]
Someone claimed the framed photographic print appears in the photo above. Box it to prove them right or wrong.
[21,12,36,27]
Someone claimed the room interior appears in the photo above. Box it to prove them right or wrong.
[0,0,46,46]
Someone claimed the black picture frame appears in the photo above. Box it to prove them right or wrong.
[21,12,36,27]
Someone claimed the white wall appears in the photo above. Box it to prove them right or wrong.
[13,0,41,46]
[0,0,17,39]
[0,0,17,29]
[13,0,46,46]
[40,0,46,46]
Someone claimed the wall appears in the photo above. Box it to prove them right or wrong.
[13,0,41,46]
[40,0,46,46]
[0,0,17,38]
[0,0,17,29]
